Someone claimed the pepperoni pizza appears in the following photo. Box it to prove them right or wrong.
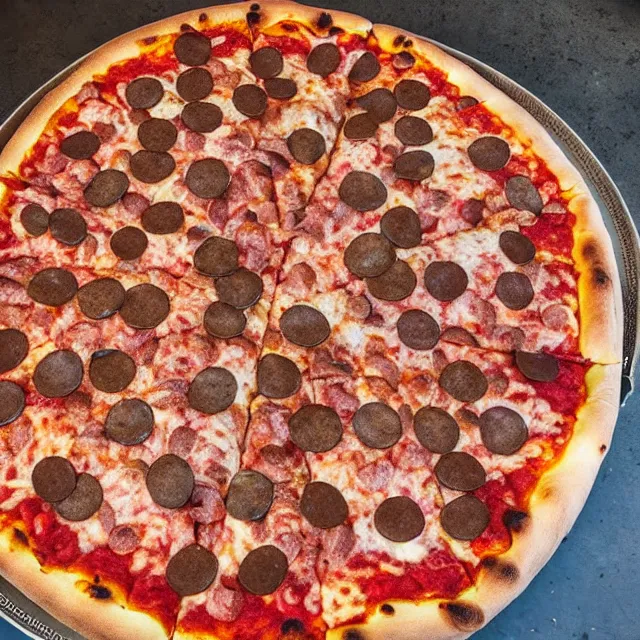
[0,2,623,640]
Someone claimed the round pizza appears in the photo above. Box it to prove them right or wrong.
[0,2,623,639]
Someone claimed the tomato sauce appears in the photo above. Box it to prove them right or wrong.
[203,26,251,57]
[96,54,178,97]
[530,359,586,416]
[73,548,133,591]
[129,573,181,633]
[521,212,576,258]
[471,480,513,559]
[263,31,311,56]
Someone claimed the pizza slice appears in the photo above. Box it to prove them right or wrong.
[243,2,371,227]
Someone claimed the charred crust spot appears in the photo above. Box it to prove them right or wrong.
[343,631,365,640]
[282,22,296,32]
[281,618,304,634]
[198,12,207,22]
[143,36,157,45]
[246,11,261,26]
[317,12,333,29]
[12,528,28,545]
[503,509,528,532]
[441,601,485,631]
[380,603,395,615]
[404,39,413,48]
[180,23,192,32]
[89,584,112,599]
[396,51,415,66]
[393,35,405,47]
[594,267,610,286]
[329,26,344,36]
[540,483,555,501]
[481,557,519,584]
[582,239,597,260]
[600,444,607,453]
[250,3,260,10]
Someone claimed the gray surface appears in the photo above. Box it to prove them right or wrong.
[0,1,639,639]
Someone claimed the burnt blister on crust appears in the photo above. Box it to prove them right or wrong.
[317,11,332,29]
[503,508,529,533]
[481,557,520,584]
[342,631,366,640]
[441,601,485,631]
[88,584,112,600]
[12,528,28,546]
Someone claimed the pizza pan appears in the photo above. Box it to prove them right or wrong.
[0,31,637,640]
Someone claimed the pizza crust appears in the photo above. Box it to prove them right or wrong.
[0,528,170,640]
[372,23,623,366]
[333,363,621,640]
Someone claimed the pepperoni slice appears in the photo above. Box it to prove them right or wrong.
[120,284,170,329]
[105,398,154,445]
[146,454,194,509]
[393,150,434,181]
[424,261,468,301]
[307,43,340,77]
[181,101,223,133]
[204,301,246,339]
[54,473,103,521]
[166,544,218,597]
[176,68,213,102]
[505,176,543,215]
[60,131,100,159]
[280,305,330,347]
[264,78,297,99]
[479,406,528,455]
[89,349,136,393]
[495,272,534,310]
[439,361,488,403]
[468,136,510,171]
[287,129,326,165]
[441,327,479,347]
[226,470,274,521]
[32,456,76,503]
[33,350,83,398]
[141,202,184,235]
[174,32,211,66]
[515,350,559,382]
[414,406,459,454]
[188,367,237,414]
[349,51,380,83]
[397,309,440,350]
[257,354,301,399]
[84,169,129,207]
[250,47,283,79]
[0,381,25,427]
[374,496,424,542]
[77,278,125,320]
[28,268,78,307]
[49,205,88,245]
[394,116,433,146]
[194,236,239,276]
[130,151,175,184]
[344,113,378,140]
[215,269,263,309]
[499,230,536,265]
[300,482,348,529]
[441,494,490,540]
[339,171,387,212]
[353,402,402,449]
[435,452,486,491]
[186,158,230,199]
[137,118,177,152]
[110,226,148,260]
[460,198,484,226]
[357,88,397,123]
[20,204,48,236]
[289,404,342,453]
[394,79,430,110]
[238,545,288,595]
[366,260,416,301]
[344,233,396,278]
[232,84,267,118]
[380,206,422,248]
[457,96,479,110]
[0,329,28,374]
[126,77,163,109]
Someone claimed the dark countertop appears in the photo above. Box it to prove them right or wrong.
[1,1,639,639]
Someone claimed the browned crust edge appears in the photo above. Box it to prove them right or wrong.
[373,23,623,365]
[0,528,169,640]
[332,363,621,640]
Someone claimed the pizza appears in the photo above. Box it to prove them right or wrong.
[0,2,623,639]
